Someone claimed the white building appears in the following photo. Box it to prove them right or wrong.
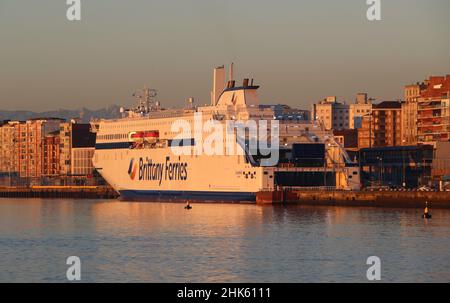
[349,93,372,129]
[312,96,349,130]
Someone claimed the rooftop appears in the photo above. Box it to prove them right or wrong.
[421,75,450,99]
[373,101,402,109]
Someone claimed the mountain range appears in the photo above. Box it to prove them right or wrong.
[0,105,122,123]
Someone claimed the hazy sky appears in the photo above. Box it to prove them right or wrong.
[0,0,449,111]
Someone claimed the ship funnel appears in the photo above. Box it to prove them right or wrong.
[229,62,234,81]
[187,97,195,109]
[211,65,225,106]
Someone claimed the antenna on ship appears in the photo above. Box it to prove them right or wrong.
[132,87,159,114]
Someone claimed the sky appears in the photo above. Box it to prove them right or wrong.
[0,0,449,111]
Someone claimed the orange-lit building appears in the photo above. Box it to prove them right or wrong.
[13,118,64,179]
[358,101,403,148]
[0,120,21,175]
[402,82,427,145]
[42,131,61,176]
[416,75,450,146]
[312,96,350,130]
[59,121,96,177]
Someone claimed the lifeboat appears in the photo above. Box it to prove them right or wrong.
[131,132,144,138]
[129,131,144,141]
[129,131,159,143]
[143,131,159,143]
[143,131,159,138]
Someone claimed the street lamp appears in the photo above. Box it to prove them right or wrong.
[377,156,383,186]
[401,144,406,188]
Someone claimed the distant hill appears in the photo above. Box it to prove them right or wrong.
[0,105,122,123]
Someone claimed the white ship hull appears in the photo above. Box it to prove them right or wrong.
[94,146,268,202]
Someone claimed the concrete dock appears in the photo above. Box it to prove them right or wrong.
[1,186,449,208]
[256,190,450,209]
[0,186,118,199]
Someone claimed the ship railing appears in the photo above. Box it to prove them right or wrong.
[281,186,339,192]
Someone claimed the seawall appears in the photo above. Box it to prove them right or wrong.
[0,186,118,199]
[256,190,450,209]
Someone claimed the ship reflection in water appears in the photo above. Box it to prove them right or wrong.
[1,199,449,282]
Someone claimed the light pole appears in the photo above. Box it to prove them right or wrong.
[8,164,11,187]
[402,147,406,188]
[377,156,383,187]
[361,113,373,186]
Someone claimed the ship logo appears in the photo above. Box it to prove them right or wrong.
[128,158,138,180]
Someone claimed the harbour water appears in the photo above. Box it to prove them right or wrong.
[1,198,449,283]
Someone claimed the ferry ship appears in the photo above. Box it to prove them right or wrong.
[92,65,360,202]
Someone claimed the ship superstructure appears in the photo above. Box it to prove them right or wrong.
[92,65,360,202]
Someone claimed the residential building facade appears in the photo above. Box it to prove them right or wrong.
[13,118,63,179]
[312,96,349,130]
[0,120,20,175]
[402,81,428,145]
[349,93,372,129]
[42,132,61,177]
[59,122,72,175]
[358,101,403,148]
[60,121,96,176]
[416,75,450,146]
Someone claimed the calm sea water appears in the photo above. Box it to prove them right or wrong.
[0,198,449,283]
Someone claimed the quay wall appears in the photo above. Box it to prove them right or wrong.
[257,190,450,209]
[0,186,118,199]
[2,186,449,208]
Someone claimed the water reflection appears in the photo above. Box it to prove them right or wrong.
[0,199,449,282]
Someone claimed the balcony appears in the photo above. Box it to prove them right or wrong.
[418,105,447,111]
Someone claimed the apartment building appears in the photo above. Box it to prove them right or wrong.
[13,118,63,178]
[0,120,21,175]
[1,118,97,183]
[312,96,349,130]
[59,122,72,175]
[349,93,372,129]
[42,131,61,176]
[402,82,428,145]
[417,75,450,146]
[358,101,403,148]
[60,121,96,176]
